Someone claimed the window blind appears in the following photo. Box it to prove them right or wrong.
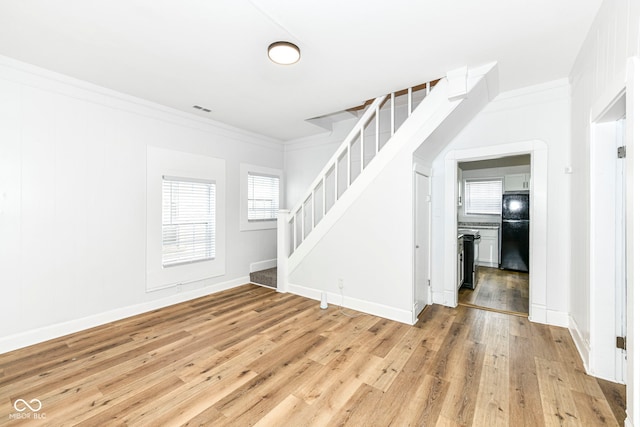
[162,176,216,267]
[248,173,279,221]
[465,179,502,215]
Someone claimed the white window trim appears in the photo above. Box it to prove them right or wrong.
[239,163,283,231]
[147,146,226,292]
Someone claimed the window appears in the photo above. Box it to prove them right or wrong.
[162,176,216,267]
[239,164,282,231]
[465,179,502,215]
[247,173,280,221]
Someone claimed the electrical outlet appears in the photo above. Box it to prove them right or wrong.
[338,278,344,289]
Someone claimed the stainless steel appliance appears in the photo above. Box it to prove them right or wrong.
[500,193,529,272]
[458,228,480,289]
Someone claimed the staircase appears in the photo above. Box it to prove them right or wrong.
[277,63,499,322]
[290,82,437,250]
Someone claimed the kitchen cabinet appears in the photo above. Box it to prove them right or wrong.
[477,228,499,268]
[504,173,530,192]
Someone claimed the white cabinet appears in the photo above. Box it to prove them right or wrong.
[504,173,530,192]
[477,228,499,267]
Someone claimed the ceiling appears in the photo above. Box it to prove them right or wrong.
[459,154,531,171]
[0,0,602,142]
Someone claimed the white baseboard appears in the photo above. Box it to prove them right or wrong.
[287,282,415,325]
[568,314,591,375]
[545,308,569,328]
[250,259,277,273]
[0,276,249,355]
[529,303,547,324]
[528,304,569,328]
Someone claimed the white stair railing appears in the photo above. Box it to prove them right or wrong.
[286,81,438,255]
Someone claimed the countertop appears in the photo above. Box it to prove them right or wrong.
[458,221,500,230]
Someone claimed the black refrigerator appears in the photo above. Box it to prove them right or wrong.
[500,193,529,272]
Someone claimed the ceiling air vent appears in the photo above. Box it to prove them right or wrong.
[192,105,212,113]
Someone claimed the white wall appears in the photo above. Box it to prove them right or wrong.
[568,1,640,368]
[285,64,498,324]
[283,127,347,208]
[0,56,283,353]
[430,80,571,320]
[567,0,640,418]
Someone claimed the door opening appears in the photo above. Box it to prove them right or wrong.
[456,155,531,316]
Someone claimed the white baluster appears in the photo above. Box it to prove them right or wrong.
[347,143,352,186]
[322,175,326,215]
[408,86,413,116]
[334,160,338,203]
[301,204,305,240]
[360,127,365,172]
[391,92,396,136]
[311,192,315,229]
[375,105,380,153]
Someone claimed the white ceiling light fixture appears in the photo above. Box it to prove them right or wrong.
[268,41,300,65]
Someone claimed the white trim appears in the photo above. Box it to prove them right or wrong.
[625,56,640,427]
[545,309,569,328]
[146,147,226,291]
[413,161,432,177]
[287,282,415,325]
[239,163,283,231]
[0,54,284,149]
[250,259,277,273]
[0,276,249,355]
[569,314,592,376]
[443,140,548,322]
[529,303,547,324]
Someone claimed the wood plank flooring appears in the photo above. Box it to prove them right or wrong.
[459,266,529,315]
[0,284,624,426]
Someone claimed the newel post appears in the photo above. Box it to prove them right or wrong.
[276,209,290,293]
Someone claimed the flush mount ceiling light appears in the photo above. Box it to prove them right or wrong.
[268,41,300,65]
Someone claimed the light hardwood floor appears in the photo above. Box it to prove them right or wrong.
[0,284,624,426]
[459,266,529,316]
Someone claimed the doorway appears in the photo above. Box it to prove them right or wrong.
[456,155,531,316]
[443,140,548,324]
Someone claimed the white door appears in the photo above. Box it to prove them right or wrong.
[414,172,431,318]
[591,94,627,382]
[615,117,627,381]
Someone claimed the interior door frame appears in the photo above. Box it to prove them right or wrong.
[443,140,548,323]
[624,56,640,427]
[413,163,432,320]
[590,98,626,381]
